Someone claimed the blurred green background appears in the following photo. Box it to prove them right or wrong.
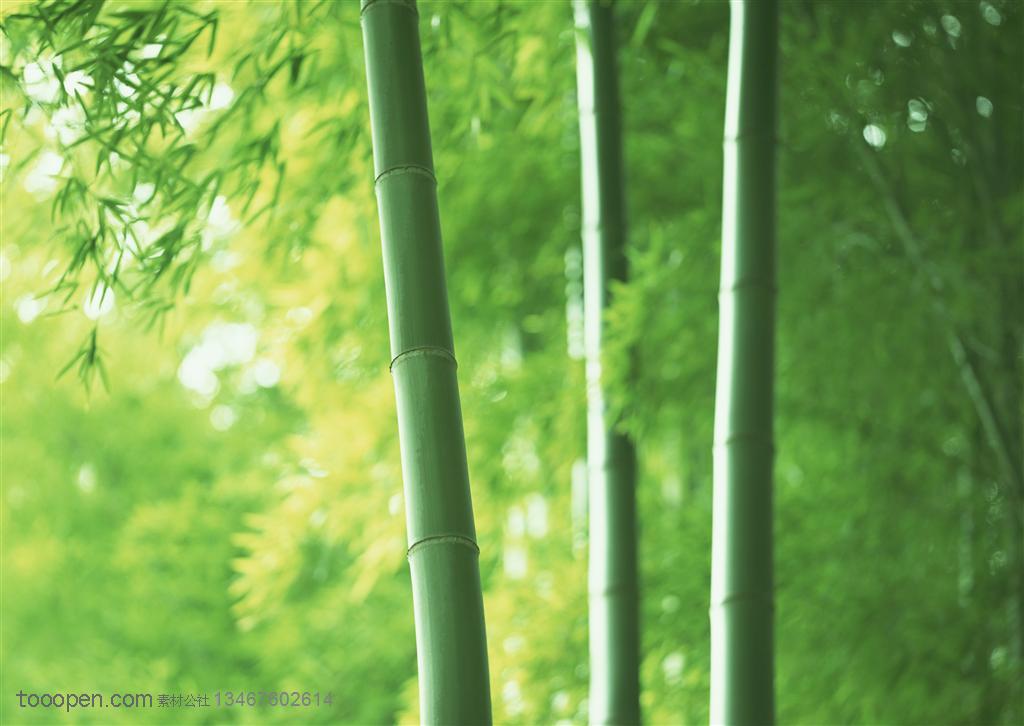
[2,0,1021,723]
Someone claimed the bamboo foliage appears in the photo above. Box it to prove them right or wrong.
[574,2,640,724]
[710,1,779,724]
[360,1,492,723]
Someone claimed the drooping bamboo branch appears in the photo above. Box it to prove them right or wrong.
[573,2,640,724]
[360,1,492,723]
[710,1,778,724]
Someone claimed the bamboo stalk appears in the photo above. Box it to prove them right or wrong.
[360,1,492,723]
[710,1,778,724]
[574,2,640,724]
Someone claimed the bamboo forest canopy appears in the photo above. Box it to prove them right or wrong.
[2,0,1022,724]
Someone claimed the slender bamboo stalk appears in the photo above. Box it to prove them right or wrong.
[574,2,640,724]
[360,2,491,723]
[710,1,778,724]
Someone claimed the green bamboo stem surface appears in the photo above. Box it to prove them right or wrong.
[710,2,778,724]
[574,2,640,724]
[360,1,492,723]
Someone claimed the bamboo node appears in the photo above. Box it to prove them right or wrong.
[718,277,777,295]
[360,0,418,18]
[375,164,436,186]
[407,533,480,558]
[722,130,780,144]
[709,590,776,610]
[713,431,775,448]
[390,346,457,371]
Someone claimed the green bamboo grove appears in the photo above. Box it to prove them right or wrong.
[573,1,641,724]
[360,0,492,723]
[8,0,1021,724]
[710,1,779,724]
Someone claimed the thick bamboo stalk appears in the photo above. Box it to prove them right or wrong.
[360,1,492,723]
[574,2,640,724]
[710,1,778,724]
